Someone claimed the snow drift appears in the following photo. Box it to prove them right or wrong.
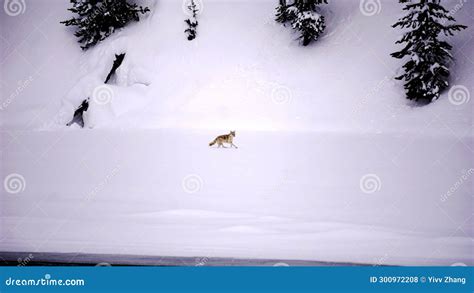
[1,0,472,133]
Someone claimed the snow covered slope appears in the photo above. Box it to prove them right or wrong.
[1,0,472,133]
[1,0,473,265]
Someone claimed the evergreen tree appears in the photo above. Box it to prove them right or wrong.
[61,0,150,50]
[276,0,292,23]
[184,0,200,41]
[391,0,466,103]
[275,0,327,46]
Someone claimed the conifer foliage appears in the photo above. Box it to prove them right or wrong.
[61,0,150,50]
[184,0,200,41]
[275,0,328,46]
[391,0,466,103]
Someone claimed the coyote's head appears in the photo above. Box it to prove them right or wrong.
[230,130,236,137]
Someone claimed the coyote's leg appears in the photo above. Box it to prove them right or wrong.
[231,143,238,149]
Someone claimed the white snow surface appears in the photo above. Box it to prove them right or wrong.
[1,0,473,265]
[1,129,473,265]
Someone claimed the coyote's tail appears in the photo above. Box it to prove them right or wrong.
[209,139,217,146]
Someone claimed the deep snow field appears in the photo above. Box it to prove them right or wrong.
[1,129,473,265]
[1,0,473,265]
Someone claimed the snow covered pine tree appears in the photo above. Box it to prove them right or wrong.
[276,0,327,46]
[184,0,200,41]
[61,0,150,50]
[391,0,466,103]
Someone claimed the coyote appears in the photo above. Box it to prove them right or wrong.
[209,131,238,148]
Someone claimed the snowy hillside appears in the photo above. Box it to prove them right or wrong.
[1,0,472,133]
[1,0,473,266]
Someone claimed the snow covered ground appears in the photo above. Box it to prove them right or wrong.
[1,0,473,265]
[1,129,472,265]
